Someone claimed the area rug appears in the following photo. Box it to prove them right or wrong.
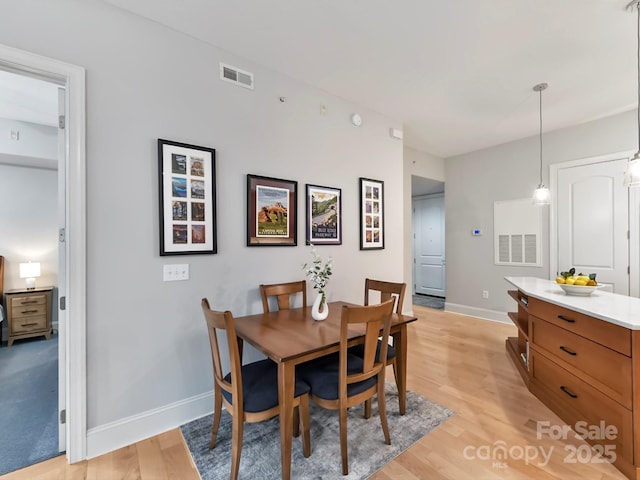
[181,383,454,480]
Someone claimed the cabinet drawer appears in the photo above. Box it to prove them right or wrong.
[530,316,632,409]
[11,294,47,307]
[12,315,47,333]
[530,350,633,461]
[12,303,47,319]
[528,297,630,356]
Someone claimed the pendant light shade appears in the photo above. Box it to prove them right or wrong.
[532,83,550,205]
[625,0,640,187]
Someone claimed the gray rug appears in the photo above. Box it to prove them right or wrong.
[181,383,454,480]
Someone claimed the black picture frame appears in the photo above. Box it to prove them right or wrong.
[359,177,384,250]
[247,174,297,246]
[158,139,217,255]
[305,184,342,245]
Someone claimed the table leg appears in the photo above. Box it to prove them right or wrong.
[394,326,408,415]
[278,361,295,480]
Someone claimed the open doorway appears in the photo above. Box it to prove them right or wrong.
[411,175,445,309]
[0,43,87,468]
[0,67,63,474]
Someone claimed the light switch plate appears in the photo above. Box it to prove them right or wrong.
[163,264,189,281]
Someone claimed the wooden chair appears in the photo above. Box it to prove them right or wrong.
[259,280,307,312]
[351,278,406,417]
[201,298,311,479]
[299,298,395,475]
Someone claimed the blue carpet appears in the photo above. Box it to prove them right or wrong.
[413,294,445,309]
[0,334,59,475]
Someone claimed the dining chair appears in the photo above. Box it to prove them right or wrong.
[299,298,395,475]
[350,278,406,417]
[259,280,307,312]
[201,298,311,480]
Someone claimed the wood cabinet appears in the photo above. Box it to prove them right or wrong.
[507,285,639,480]
[5,286,53,347]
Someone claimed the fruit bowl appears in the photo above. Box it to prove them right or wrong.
[558,284,599,296]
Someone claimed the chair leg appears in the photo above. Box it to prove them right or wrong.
[339,406,349,475]
[293,405,300,438]
[210,386,223,449]
[391,358,399,395]
[230,417,244,480]
[299,394,311,458]
[364,399,371,419]
[377,378,391,445]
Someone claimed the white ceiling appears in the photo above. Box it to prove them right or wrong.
[0,70,59,127]
[98,0,639,158]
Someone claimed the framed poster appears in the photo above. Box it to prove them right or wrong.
[158,139,216,255]
[359,177,384,250]
[247,174,297,246]
[306,184,342,245]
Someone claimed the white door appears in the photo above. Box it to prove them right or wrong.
[556,157,629,294]
[57,87,66,452]
[413,195,446,297]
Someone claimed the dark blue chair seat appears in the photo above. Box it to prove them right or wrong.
[348,340,396,361]
[223,359,311,413]
[298,353,377,401]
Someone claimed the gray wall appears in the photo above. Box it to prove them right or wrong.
[0,0,404,454]
[444,109,637,317]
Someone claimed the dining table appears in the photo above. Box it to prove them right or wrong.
[232,300,418,480]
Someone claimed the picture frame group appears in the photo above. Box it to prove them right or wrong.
[359,177,385,250]
[158,139,217,255]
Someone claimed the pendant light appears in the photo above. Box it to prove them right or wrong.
[624,0,640,187]
[532,83,550,205]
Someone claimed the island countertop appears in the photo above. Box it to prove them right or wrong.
[505,276,640,330]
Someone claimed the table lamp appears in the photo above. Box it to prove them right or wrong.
[19,261,41,290]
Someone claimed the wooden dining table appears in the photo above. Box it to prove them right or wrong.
[232,300,418,480]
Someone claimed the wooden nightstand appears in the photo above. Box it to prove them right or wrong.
[5,286,53,347]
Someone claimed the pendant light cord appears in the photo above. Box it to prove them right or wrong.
[539,86,543,185]
[629,0,640,154]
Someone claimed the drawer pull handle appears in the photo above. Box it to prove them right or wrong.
[20,310,39,314]
[20,322,39,327]
[560,386,578,398]
[559,346,577,356]
[557,315,576,323]
[19,300,39,305]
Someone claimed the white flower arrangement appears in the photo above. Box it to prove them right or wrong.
[302,245,333,305]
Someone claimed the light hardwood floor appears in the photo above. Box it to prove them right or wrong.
[2,305,628,480]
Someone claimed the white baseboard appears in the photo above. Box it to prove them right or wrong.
[444,302,511,325]
[86,390,213,459]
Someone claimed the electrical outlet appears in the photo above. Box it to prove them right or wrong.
[482,290,489,299]
[10,130,19,141]
[163,264,189,281]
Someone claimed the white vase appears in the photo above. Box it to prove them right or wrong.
[311,291,329,321]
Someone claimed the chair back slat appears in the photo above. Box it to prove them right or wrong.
[364,278,406,314]
[260,280,307,313]
[201,298,243,408]
[340,298,394,386]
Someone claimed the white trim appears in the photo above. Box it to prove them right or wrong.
[549,150,634,284]
[0,43,87,463]
[87,391,214,459]
[631,187,640,297]
[444,302,510,324]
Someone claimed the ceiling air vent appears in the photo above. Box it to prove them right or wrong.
[220,62,254,90]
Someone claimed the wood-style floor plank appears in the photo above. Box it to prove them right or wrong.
[1,305,629,479]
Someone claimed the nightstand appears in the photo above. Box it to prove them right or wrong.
[5,286,53,347]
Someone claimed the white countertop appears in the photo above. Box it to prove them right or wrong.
[505,276,640,330]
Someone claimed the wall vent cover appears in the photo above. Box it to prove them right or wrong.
[219,62,254,90]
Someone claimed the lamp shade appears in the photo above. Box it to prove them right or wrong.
[19,262,41,279]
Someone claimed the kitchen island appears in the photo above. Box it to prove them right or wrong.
[505,276,640,480]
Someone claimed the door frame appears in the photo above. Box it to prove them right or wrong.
[550,150,637,296]
[0,43,87,462]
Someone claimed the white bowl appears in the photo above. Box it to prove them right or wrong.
[558,283,599,296]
